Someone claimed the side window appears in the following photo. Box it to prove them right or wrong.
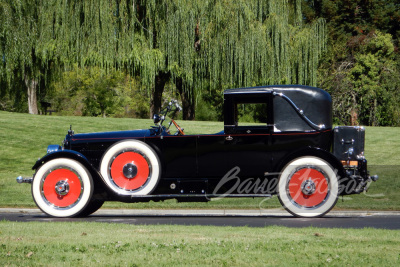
[236,102,268,126]
[224,93,273,134]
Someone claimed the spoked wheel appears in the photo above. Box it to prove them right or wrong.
[32,158,93,218]
[100,140,161,196]
[277,156,339,217]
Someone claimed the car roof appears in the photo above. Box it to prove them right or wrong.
[223,85,332,132]
[223,85,323,95]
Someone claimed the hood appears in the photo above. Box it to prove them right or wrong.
[66,129,153,144]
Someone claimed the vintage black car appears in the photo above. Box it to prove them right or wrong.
[17,85,378,218]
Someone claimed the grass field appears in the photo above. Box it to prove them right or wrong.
[1,221,400,266]
[0,111,399,210]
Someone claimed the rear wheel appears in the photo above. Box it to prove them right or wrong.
[277,156,339,217]
[32,158,93,218]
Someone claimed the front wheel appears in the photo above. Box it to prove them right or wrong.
[32,158,93,218]
[277,156,339,217]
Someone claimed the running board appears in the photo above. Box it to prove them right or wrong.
[129,194,272,199]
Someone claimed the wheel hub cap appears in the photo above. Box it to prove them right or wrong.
[301,179,316,195]
[123,163,138,179]
[55,180,70,196]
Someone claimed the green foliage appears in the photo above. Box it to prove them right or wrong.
[304,0,400,126]
[237,103,268,124]
[1,0,326,119]
[195,87,225,121]
[302,0,400,40]
[51,66,149,118]
[1,0,398,125]
[133,0,327,118]
[196,0,326,89]
[195,98,220,122]
[320,31,400,126]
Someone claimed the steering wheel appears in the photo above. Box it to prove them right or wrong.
[171,119,184,135]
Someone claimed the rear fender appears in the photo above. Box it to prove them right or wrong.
[274,147,347,192]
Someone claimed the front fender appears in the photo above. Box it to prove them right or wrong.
[32,149,109,198]
[32,150,90,170]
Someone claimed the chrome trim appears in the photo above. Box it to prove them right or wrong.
[16,176,33,184]
[301,179,316,195]
[55,180,70,196]
[123,163,138,179]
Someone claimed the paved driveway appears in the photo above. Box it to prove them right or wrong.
[1,208,400,229]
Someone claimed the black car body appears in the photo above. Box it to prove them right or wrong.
[18,85,378,217]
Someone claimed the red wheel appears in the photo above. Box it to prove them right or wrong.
[287,168,329,208]
[42,168,83,208]
[278,157,339,217]
[32,158,93,217]
[100,140,161,195]
[110,151,150,190]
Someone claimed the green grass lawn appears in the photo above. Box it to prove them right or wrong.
[1,221,400,266]
[0,111,399,210]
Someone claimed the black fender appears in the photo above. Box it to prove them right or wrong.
[32,150,108,196]
[273,147,347,192]
[33,150,90,170]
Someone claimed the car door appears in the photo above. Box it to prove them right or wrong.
[196,132,230,178]
[158,134,198,178]
[223,94,274,178]
[224,126,272,178]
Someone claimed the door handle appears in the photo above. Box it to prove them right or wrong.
[225,136,233,141]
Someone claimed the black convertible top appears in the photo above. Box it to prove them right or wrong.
[224,85,332,132]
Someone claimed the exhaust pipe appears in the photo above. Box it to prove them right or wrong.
[16,176,33,184]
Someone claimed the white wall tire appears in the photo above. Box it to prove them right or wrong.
[100,140,161,196]
[32,158,93,218]
[277,156,339,217]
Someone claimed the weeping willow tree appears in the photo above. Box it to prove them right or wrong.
[137,0,326,118]
[0,0,141,114]
[198,0,326,89]
[0,0,326,118]
[0,1,47,114]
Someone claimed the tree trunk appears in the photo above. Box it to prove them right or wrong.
[176,78,195,120]
[24,75,39,115]
[350,108,358,126]
[150,72,170,118]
